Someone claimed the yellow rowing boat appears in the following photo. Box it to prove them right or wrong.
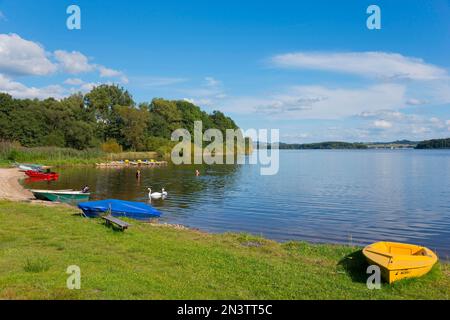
[362,242,438,284]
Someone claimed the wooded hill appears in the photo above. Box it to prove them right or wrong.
[0,85,239,154]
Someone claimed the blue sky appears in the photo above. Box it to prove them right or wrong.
[0,0,449,142]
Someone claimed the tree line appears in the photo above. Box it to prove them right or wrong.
[272,142,368,149]
[415,138,450,149]
[0,84,239,154]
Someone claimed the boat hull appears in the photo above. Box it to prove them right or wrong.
[25,170,59,179]
[363,242,438,284]
[31,190,90,203]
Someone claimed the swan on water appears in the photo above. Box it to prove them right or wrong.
[148,188,168,199]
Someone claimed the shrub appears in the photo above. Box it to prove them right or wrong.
[42,131,66,148]
[156,145,173,159]
[7,149,20,161]
[146,136,171,151]
[101,139,123,154]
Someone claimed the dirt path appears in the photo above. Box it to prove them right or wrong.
[0,168,33,201]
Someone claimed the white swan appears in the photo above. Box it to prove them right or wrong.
[148,188,167,199]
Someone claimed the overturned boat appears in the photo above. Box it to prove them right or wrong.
[78,199,162,219]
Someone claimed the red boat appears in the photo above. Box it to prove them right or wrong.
[24,176,59,183]
[25,170,59,180]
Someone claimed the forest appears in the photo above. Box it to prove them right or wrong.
[0,84,239,156]
[415,138,450,149]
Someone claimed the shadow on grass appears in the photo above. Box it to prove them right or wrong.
[72,212,83,217]
[338,249,369,283]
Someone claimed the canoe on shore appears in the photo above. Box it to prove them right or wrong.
[363,241,438,283]
[30,189,90,202]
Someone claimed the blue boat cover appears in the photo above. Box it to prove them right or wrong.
[78,199,161,219]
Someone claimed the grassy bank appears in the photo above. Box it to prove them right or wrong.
[0,202,448,300]
[0,145,159,167]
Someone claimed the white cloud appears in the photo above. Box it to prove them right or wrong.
[54,50,128,83]
[406,98,429,106]
[222,83,406,119]
[204,76,221,87]
[181,77,227,107]
[183,98,195,104]
[0,33,128,85]
[54,50,94,74]
[411,126,430,134]
[373,120,393,129]
[359,109,449,140]
[97,66,128,84]
[360,110,405,120]
[97,66,121,78]
[64,78,85,86]
[429,117,445,128]
[271,51,448,81]
[0,33,57,76]
[80,82,101,92]
[63,78,103,93]
[0,74,65,99]
[281,133,311,140]
[97,66,128,83]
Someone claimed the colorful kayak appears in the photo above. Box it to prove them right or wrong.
[363,242,438,284]
[30,189,90,202]
[18,164,45,172]
[78,199,162,220]
[25,170,59,179]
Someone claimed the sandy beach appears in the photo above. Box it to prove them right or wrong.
[0,168,33,201]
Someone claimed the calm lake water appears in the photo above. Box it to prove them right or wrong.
[24,150,450,258]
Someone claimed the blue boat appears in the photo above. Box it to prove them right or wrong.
[78,199,162,220]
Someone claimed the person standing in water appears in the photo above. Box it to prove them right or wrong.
[136,170,141,179]
[195,169,200,176]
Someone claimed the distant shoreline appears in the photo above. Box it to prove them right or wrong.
[256,138,450,150]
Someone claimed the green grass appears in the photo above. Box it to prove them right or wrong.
[0,201,448,300]
[0,146,160,167]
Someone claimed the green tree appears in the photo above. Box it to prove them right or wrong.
[115,105,149,151]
